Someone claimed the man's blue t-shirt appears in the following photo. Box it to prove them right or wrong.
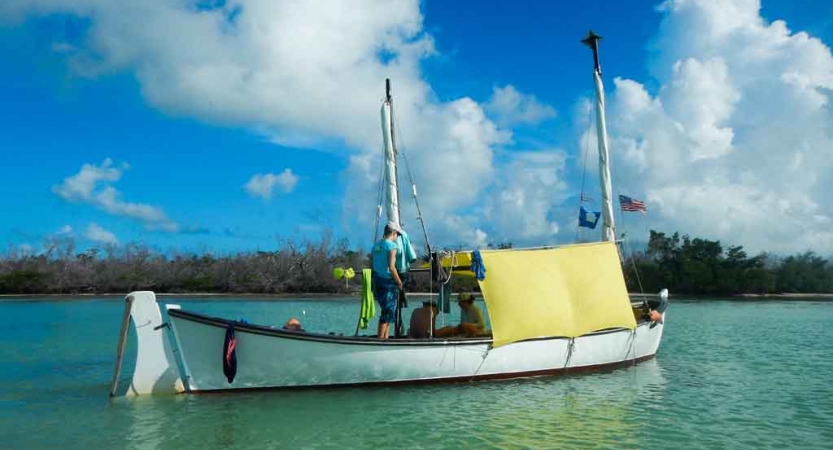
[372,239,398,279]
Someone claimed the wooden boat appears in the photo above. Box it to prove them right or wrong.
[111,31,667,396]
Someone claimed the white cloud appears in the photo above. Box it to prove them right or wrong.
[244,169,298,199]
[485,85,557,127]
[84,223,118,245]
[17,0,830,255]
[434,213,489,248]
[53,158,179,232]
[663,57,741,161]
[600,0,833,253]
[52,159,123,202]
[3,0,435,151]
[343,96,512,248]
[57,225,73,235]
[484,150,568,242]
[3,0,520,247]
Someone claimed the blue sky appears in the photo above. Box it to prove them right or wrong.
[1,0,832,255]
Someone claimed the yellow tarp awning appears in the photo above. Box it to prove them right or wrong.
[477,241,636,347]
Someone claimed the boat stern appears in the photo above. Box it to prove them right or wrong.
[110,291,185,396]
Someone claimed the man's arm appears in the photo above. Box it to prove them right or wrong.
[388,248,403,288]
[648,294,668,322]
[474,305,486,330]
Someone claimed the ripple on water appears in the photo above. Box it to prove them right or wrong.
[1,299,833,449]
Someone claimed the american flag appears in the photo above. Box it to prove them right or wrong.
[619,195,647,213]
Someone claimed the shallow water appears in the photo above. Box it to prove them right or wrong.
[1,298,832,449]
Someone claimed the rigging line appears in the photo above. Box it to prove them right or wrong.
[390,107,413,187]
[562,338,576,373]
[375,96,391,244]
[391,107,433,255]
[440,250,456,328]
[575,105,596,242]
[623,328,636,361]
[617,189,625,244]
[429,251,434,338]
[629,329,638,367]
[618,201,648,319]
[440,251,455,285]
[617,192,646,297]
[596,67,625,245]
[444,253,453,325]
[469,345,491,380]
[630,247,647,296]
[373,138,387,246]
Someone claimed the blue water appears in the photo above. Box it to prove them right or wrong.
[1,298,832,449]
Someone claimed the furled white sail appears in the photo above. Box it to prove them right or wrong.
[593,69,616,242]
[380,101,400,227]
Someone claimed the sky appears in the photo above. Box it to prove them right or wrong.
[1,0,832,256]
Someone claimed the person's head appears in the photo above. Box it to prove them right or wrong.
[422,301,438,315]
[383,221,403,239]
[458,292,474,310]
[283,317,303,331]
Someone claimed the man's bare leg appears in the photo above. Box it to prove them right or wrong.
[378,322,390,339]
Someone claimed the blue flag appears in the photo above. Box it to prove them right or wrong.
[579,206,601,229]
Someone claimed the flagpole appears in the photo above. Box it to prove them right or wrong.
[617,191,626,257]
[575,209,581,243]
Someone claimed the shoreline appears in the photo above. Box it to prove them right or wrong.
[2,292,833,302]
[0,292,359,301]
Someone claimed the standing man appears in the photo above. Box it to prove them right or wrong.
[371,222,404,339]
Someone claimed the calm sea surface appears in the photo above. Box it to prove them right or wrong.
[1,297,832,449]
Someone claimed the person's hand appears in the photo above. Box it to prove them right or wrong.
[397,280,404,289]
[649,310,663,322]
[458,323,482,337]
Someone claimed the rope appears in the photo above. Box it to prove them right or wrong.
[376,100,441,338]
[618,199,647,304]
[428,252,434,338]
[373,136,386,245]
[434,250,458,287]
[391,107,433,256]
[629,328,638,367]
[390,105,439,335]
[435,250,457,329]
[575,105,595,242]
[469,344,491,380]
[563,338,576,373]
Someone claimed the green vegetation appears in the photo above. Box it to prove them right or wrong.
[1,230,831,296]
[0,235,368,295]
[624,230,833,295]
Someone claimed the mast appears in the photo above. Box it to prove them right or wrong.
[381,78,402,228]
[582,30,616,243]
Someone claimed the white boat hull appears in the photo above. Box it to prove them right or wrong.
[166,306,664,392]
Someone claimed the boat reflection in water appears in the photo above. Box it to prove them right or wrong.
[116,357,667,449]
[471,359,668,448]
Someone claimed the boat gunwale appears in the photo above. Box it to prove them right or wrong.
[167,308,649,347]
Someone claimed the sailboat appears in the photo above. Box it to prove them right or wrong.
[111,31,666,395]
